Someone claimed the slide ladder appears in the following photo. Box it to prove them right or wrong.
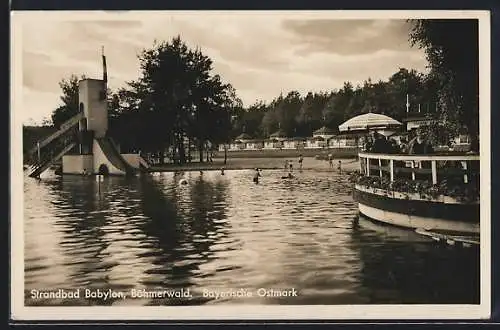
[28,141,77,178]
[25,112,83,160]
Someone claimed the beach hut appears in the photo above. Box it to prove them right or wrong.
[328,134,359,148]
[313,126,336,140]
[234,133,253,143]
[283,137,305,149]
[269,129,288,142]
[228,142,244,151]
[244,139,264,150]
[264,138,282,149]
[305,136,326,149]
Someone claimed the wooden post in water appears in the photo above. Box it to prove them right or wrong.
[96,174,103,194]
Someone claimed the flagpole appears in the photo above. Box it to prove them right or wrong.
[101,46,107,96]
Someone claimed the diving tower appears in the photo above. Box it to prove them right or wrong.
[25,48,149,178]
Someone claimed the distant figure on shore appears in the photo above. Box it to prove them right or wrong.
[298,154,303,170]
[284,159,289,171]
[337,160,342,174]
[221,167,225,175]
[328,154,334,168]
[289,161,293,172]
[253,168,261,184]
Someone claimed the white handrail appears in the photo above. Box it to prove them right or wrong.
[358,152,479,161]
[358,152,479,184]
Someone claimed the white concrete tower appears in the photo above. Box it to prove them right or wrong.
[78,47,108,138]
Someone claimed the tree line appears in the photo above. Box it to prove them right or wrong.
[230,68,439,140]
[42,19,479,165]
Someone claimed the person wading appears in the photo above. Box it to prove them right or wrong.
[253,168,261,184]
[298,154,304,170]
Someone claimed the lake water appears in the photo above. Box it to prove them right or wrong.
[23,169,479,306]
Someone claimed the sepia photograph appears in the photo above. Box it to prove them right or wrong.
[10,10,490,320]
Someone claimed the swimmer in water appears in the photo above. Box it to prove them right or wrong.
[281,172,294,179]
[221,167,225,175]
[253,168,261,184]
[337,160,342,174]
[200,170,204,175]
[179,178,188,185]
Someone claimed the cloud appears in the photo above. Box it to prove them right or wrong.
[17,13,427,125]
[282,19,415,56]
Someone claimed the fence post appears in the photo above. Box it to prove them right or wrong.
[411,161,415,181]
[431,160,437,184]
[461,161,468,183]
[378,158,382,178]
[366,157,370,176]
[390,159,394,182]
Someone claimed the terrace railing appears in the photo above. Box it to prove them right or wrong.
[358,152,480,185]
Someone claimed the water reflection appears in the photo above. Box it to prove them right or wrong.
[23,169,479,306]
[351,216,480,304]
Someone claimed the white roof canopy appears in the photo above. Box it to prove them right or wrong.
[339,113,402,132]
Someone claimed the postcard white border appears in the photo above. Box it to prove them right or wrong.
[10,10,491,321]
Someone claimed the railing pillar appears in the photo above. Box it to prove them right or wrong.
[390,159,394,182]
[411,161,415,181]
[378,158,382,178]
[366,158,370,176]
[461,161,468,183]
[431,160,437,184]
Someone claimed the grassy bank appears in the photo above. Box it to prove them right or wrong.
[148,156,360,173]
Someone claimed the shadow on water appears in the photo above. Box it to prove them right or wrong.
[25,172,232,306]
[25,175,136,305]
[350,215,480,304]
[134,173,232,305]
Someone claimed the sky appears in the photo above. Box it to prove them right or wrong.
[16,12,429,125]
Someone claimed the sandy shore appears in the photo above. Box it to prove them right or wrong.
[148,156,360,173]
